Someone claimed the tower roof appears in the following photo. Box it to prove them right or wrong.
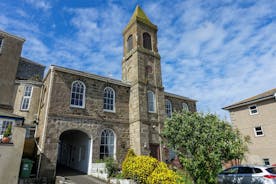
[124,5,157,33]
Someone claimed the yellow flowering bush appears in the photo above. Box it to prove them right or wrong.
[122,150,159,183]
[122,149,136,178]
[147,162,183,184]
[122,149,188,184]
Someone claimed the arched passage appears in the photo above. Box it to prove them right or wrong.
[57,129,91,174]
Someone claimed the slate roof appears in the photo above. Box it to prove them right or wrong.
[223,88,276,110]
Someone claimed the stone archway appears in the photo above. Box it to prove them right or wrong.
[56,129,92,174]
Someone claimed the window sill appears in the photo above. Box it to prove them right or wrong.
[0,142,13,146]
[103,110,116,113]
[255,134,264,137]
[148,111,156,114]
[20,109,29,112]
[70,105,85,109]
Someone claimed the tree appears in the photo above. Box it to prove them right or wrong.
[162,111,249,184]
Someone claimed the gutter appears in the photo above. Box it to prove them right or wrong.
[223,95,274,110]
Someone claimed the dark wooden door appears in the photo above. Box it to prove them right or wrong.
[149,144,160,160]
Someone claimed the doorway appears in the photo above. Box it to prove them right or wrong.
[57,130,91,174]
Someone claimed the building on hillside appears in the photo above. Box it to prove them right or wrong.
[223,88,276,166]
[0,30,45,183]
[36,6,196,178]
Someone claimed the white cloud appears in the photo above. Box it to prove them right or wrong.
[1,0,276,121]
[24,0,51,11]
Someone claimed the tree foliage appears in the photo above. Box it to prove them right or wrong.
[162,111,249,184]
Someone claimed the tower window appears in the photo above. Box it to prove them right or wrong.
[143,32,152,50]
[70,81,85,108]
[103,87,115,112]
[147,91,155,112]
[127,35,133,52]
[21,85,33,111]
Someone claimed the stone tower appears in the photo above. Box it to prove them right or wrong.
[122,6,165,158]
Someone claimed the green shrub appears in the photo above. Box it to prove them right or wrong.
[104,157,119,177]
[3,125,12,137]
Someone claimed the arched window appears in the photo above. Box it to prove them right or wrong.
[182,103,189,112]
[127,35,133,52]
[70,81,85,108]
[165,99,172,117]
[147,91,155,112]
[143,32,152,50]
[100,129,115,159]
[103,87,115,112]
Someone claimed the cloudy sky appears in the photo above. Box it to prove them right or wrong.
[1,0,276,120]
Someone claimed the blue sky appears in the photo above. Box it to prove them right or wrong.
[1,0,276,120]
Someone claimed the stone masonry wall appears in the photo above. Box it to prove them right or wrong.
[40,116,129,178]
[39,69,131,178]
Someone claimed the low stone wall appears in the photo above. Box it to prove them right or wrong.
[89,163,108,181]
[0,126,26,184]
[89,163,136,184]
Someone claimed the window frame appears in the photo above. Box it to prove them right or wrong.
[70,80,86,108]
[127,34,133,52]
[254,126,264,137]
[249,105,258,115]
[0,119,14,138]
[182,102,189,112]
[147,91,156,113]
[20,85,33,111]
[263,158,270,166]
[99,129,116,160]
[103,87,116,113]
[143,32,152,50]
[165,99,172,117]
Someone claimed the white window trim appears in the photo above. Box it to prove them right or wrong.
[147,91,156,113]
[100,128,116,160]
[70,80,86,108]
[20,85,33,111]
[103,87,116,113]
[249,105,258,115]
[254,126,264,137]
[165,99,172,117]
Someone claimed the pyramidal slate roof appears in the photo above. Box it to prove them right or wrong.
[124,5,157,32]
[223,88,276,110]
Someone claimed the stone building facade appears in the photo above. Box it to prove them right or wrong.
[36,6,197,178]
[0,6,197,181]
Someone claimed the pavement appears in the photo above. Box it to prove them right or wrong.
[56,165,107,184]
